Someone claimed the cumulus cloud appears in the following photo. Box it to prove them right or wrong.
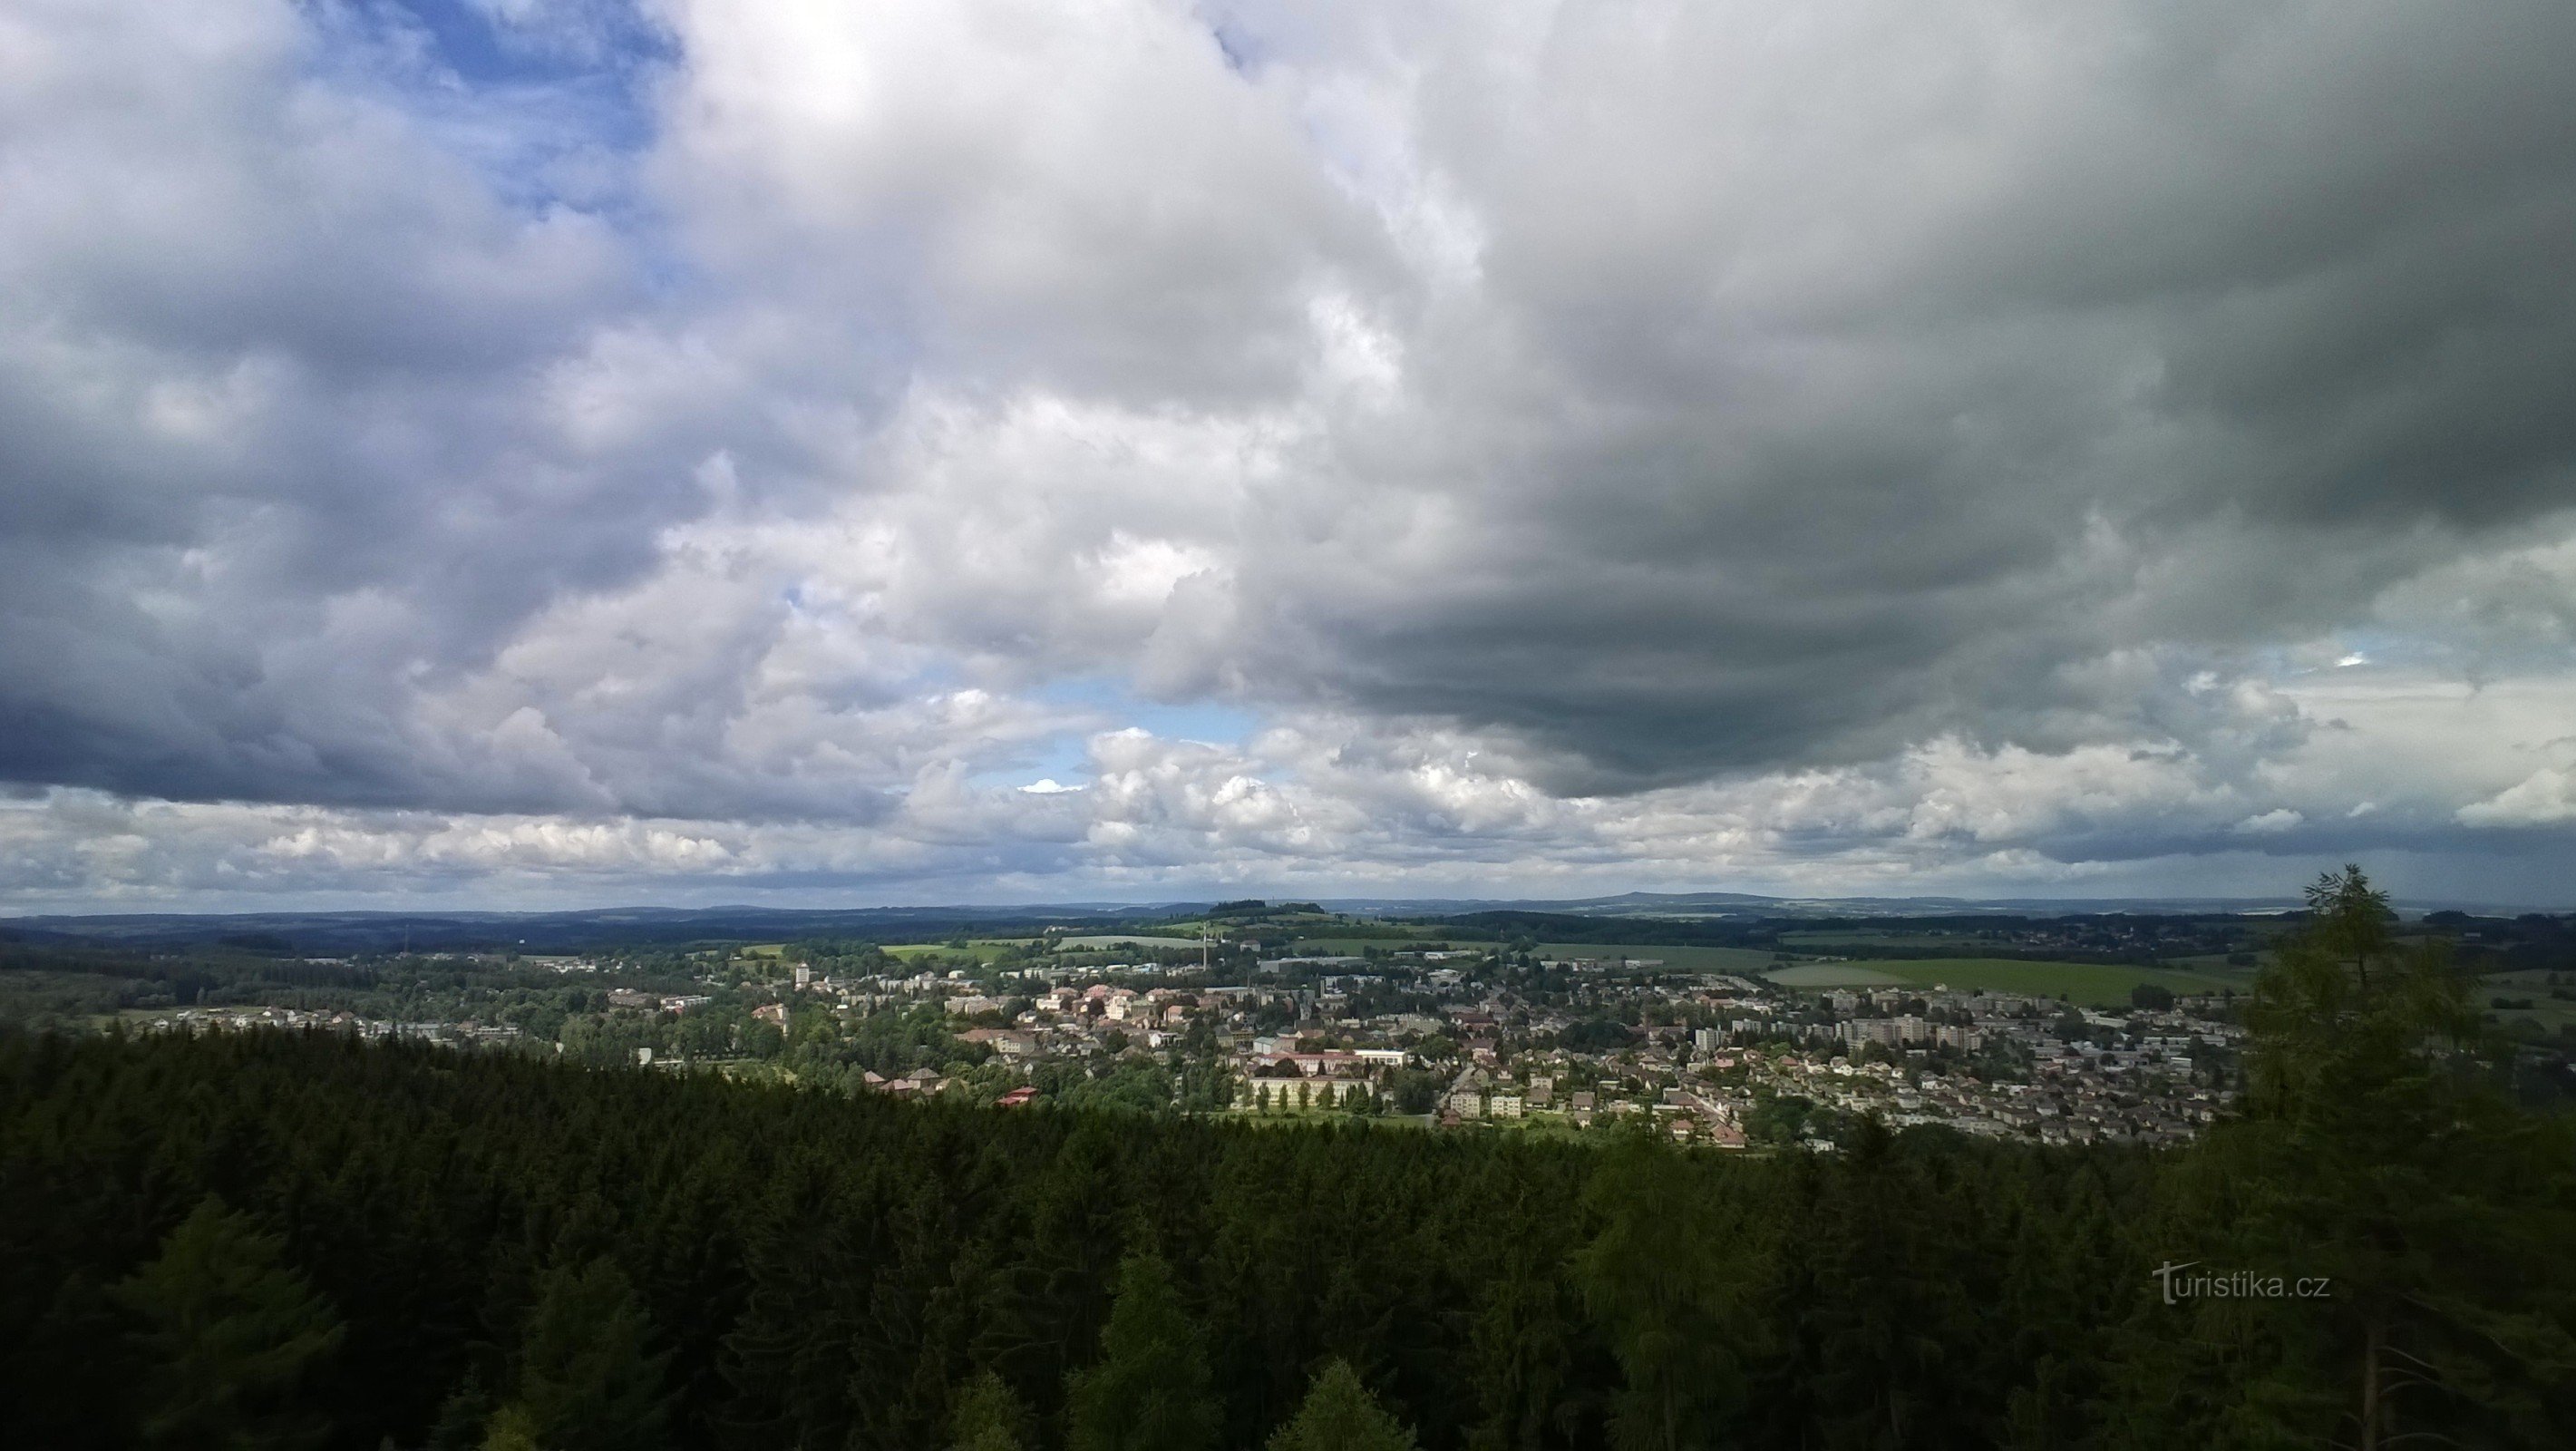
[2461,770,2576,829]
[4,0,2576,906]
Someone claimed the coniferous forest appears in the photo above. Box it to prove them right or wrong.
[5,874,2572,1449]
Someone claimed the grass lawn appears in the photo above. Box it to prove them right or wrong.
[1536,942,1784,975]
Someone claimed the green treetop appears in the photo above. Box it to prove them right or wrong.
[1064,1251,1219,1451]
[1267,1358,1419,1451]
[493,1258,674,1451]
[2155,865,2576,1449]
[112,1195,345,1451]
[949,1368,1035,1451]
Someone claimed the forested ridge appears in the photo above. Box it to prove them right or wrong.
[3,872,2571,1449]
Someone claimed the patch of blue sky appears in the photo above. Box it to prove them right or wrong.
[955,678,1265,794]
[1037,677,1261,747]
[970,736,1093,794]
[306,0,675,225]
[2325,627,2403,670]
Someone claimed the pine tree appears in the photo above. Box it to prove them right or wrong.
[112,1195,345,1450]
[1065,1251,1220,1451]
[1269,1358,1419,1451]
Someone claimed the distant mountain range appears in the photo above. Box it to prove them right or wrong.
[1311,889,2330,918]
[0,904,1151,956]
[3,887,2553,956]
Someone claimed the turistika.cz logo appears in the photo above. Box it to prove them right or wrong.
[2152,1261,2332,1306]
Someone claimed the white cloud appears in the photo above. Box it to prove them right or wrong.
[2460,769,2576,828]
[4,0,2576,907]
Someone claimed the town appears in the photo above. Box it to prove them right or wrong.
[131,915,2252,1151]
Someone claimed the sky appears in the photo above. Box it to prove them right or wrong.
[5,0,2576,912]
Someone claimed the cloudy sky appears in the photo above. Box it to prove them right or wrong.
[5,0,2576,911]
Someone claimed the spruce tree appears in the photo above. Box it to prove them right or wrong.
[1576,1134,1767,1450]
[2151,867,2576,1448]
[949,1368,1035,1451]
[1065,1251,1219,1451]
[424,1369,494,1451]
[112,1195,345,1451]
[1268,1359,1418,1451]
[498,1258,674,1451]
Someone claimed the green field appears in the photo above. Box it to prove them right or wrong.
[1765,958,2238,1008]
[1273,936,1435,956]
[2477,969,2576,1033]
[1537,943,1784,976]
[1055,933,1205,950]
[880,940,1035,964]
[1778,930,1963,949]
[2166,951,2267,974]
[1764,963,1905,988]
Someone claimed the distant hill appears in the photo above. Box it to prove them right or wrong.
[0,904,1167,956]
[5,886,2553,956]
[1329,889,2318,919]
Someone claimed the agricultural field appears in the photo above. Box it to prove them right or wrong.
[2477,969,2576,1034]
[1053,933,1205,950]
[1269,921,1435,942]
[2164,951,2267,973]
[880,940,1038,964]
[1537,942,1785,976]
[1770,957,2240,1008]
[1777,930,1965,949]
[1764,963,1905,988]
[1274,935,1441,955]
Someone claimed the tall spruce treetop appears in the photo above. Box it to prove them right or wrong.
[1267,1359,1419,1451]
[2179,865,2576,1449]
[1577,1131,1766,1450]
[112,1195,345,1451]
[498,1258,675,1451]
[949,1368,1035,1451]
[1065,1251,1220,1451]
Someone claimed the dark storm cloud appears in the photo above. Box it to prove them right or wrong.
[1202,0,2576,791]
